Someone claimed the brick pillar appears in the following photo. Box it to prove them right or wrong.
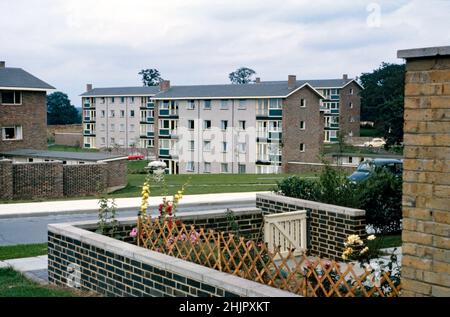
[398,46,450,297]
[0,159,13,200]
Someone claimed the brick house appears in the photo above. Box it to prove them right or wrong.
[0,61,55,152]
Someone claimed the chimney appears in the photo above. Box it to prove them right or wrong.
[159,80,170,92]
[86,84,93,92]
[0,61,5,69]
[288,75,296,89]
[343,74,348,80]
[255,77,261,83]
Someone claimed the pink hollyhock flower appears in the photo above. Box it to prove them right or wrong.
[129,227,138,238]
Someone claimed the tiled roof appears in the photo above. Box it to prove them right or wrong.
[0,67,55,90]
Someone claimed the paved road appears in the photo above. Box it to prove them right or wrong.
[0,202,254,246]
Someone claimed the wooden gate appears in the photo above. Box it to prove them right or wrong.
[264,210,307,257]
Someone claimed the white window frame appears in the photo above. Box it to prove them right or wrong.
[204,162,211,173]
[0,91,22,105]
[2,126,22,140]
[188,100,195,110]
[221,163,229,173]
[300,143,305,152]
[203,140,211,152]
[300,99,306,108]
[186,161,195,172]
[300,121,305,130]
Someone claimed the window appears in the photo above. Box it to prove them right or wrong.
[189,140,195,151]
[1,91,21,104]
[238,142,246,153]
[221,120,228,130]
[204,100,211,110]
[331,89,337,95]
[121,97,125,103]
[221,163,229,173]
[188,120,195,130]
[239,99,247,109]
[300,99,306,107]
[203,140,211,152]
[221,100,229,110]
[120,110,125,118]
[238,164,246,174]
[349,157,353,164]
[269,99,281,109]
[300,121,305,130]
[100,97,105,104]
[350,116,355,123]
[2,126,22,140]
[110,110,115,117]
[130,110,135,118]
[239,120,246,131]
[187,161,195,172]
[188,100,195,110]
[222,142,228,152]
[349,88,354,95]
[111,137,115,144]
[101,110,105,118]
[101,137,106,144]
[111,97,115,103]
[203,120,211,130]
[300,143,305,152]
[110,124,115,131]
[349,102,353,109]
[204,162,211,173]
[120,124,125,132]
[100,123,105,131]
[131,97,135,103]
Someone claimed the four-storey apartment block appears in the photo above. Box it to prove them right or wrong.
[81,74,361,174]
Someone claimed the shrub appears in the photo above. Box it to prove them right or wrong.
[275,176,319,201]
[358,168,402,234]
[275,163,402,234]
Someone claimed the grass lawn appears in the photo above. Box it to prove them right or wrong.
[360,127,383,138]
[112,163,317,198]
[368,233,402,250]
[0,244,48,261]
[0,268,91,297]
[47,144,99,152]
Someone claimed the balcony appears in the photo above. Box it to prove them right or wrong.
[330,109,339,114]
[269,109,282,117]
[256,110,269,117]
[159,129,170,137]
[84,130,95,136]
[146,117,154,123]
[84,102,92,108]
[159,149,170,157]
[268,131,282,140]
[147,102,155,108]
[159,109,178,117]
[257,130,269,139]
[84,117,96,122]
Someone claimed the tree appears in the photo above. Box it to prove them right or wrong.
[229,67,256,84]
[359,63,405,146]
[47,92,81,125]
[139,69,163,86]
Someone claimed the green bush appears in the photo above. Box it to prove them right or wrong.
[275,176,319,201]
[359,169,402,233]
[275,164,402,234]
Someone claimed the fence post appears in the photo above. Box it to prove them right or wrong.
[218,232,222,272]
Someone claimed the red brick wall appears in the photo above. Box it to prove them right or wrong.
[63,163,108,196]
[0,91,48,151]
[282,86,324,169]
[12,162,63,199]
[339,82,361,137]
[105,159,127,190]
[0,159,13,200]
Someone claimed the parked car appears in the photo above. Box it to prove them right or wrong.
[128,153,145,160]
[347,159,403,183]
[363,138,386,148]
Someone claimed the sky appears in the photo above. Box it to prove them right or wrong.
[1,0,450,105]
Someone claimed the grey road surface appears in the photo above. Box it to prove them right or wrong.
[0,202,254,246]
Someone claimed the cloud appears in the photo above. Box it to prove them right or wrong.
[0,0,449,104]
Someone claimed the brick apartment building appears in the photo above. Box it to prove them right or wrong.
[0,61,55,152]
[81,75,362,174]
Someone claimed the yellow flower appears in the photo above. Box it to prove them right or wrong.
[174,194,180,201]
[367,235,376,241]
[360,246,369,254]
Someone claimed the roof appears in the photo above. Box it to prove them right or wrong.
[153,82,324,99]
[0,149,127,162]
[398,46,450,59]
[0,67,55,90]
[80,78,361,99]
[80,86,160,97]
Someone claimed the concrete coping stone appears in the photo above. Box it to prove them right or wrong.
[48,220,298,297]
[398,46,450,59]
[257,192,365,217]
